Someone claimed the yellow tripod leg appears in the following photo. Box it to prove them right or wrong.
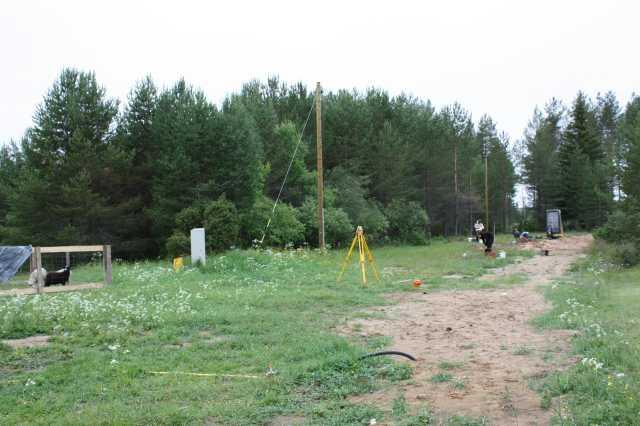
[362,236,380,282]
[358,234,367,285]
[337,234,358,282]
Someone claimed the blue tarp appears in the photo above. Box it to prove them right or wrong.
[0,246,32,283]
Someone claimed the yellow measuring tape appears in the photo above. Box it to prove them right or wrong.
[149,371,260,379]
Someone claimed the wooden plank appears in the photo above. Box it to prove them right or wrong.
[103,245,112,285]
[38,245,104,254]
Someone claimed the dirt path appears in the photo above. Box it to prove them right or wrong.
[345,235,593,425]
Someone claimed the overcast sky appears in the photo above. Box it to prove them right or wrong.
[1,0,638,147]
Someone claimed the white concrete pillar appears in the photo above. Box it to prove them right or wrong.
[190,228,206,266]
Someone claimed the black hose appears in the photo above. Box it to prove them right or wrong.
[359,351,416,361]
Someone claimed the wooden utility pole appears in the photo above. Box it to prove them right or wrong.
[315,82,325,249]
[484,146,489,227]
[453,144,458,235]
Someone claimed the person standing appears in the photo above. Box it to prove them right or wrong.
[473,220,484,242]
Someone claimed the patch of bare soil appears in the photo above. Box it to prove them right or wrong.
[3,335,51,349]
[345,235,593,425]
[0,282,104,297]
[268,415,306,425]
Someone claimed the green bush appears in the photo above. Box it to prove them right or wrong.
[327,167,389,241]
[297,197,353,247]
[595,209,640,243]
[175,205,204,233]
[595,208,640,267]
[610,242,640,267]
[356,200,388,242]
[240,196,305,247]
[167,197,241,254]
[203,197,240,252]
[385,199,430,245]
[325,207,355,247]
[165,232,190,258]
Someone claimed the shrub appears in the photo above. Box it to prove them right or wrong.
[356,200,389,242]
[385,199,430,245]
[610,242,640,267]
[203,197,240,252]
[594,209,640,243]
[325,207,355,247]
[175,205,204,233]
[165,232,190,258]
[240,196,305,247]
[297,197,354,247]
[327,167,389,241]
[595,208,640,267]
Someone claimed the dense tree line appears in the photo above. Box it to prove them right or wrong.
[589,94,640,264]
[521,91,639,231]
[1,69,519,257]
[521,89,640,264]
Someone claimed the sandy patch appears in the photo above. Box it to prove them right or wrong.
[344,235,592,425]
[268,415,306,425]
[3,335,51,349]
[0,282,104,297]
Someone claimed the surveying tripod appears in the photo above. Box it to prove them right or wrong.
[337,226,380,285]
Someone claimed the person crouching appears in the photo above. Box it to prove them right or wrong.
[480,230,494,254]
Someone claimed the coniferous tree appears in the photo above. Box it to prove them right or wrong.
[559,92,611,226]
[436,104,475,234]
[522,100,564,227]
[473,116,516,231]
[563,92,602,163]
[216,97,264,209]
[148,80,219,245]
[264,121,311,205]
[116,76,158,256]
[621,95,640,201]
[0,142,23,237]
[6,69,132,246]
[596,91,622,197]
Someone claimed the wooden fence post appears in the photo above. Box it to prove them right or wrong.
[30,250,36,272]
[35,246,43,294]
[103,245,112,285]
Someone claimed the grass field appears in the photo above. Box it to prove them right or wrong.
[0,237,526,425]
[535,244,640,425]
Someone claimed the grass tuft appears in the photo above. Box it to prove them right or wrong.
[430,373,453,383]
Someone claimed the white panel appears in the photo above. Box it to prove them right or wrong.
[190,228,206,266]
